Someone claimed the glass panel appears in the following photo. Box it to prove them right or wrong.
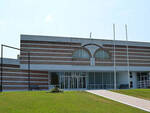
[95,72,101,84]
[95,50,109,59]
[89,72,94,84]
[72,49,90,58]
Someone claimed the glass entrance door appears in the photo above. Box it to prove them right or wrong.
[59,72,87,89]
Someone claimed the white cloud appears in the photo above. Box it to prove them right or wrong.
[45,15,52,23]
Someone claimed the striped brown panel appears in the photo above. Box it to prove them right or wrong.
[21,44,79,49]
[103,44,150,49]
[3,82,48,85]
[0,64,19,68]
[20,57,90,61]
[21,70,48,74]
[21,40,81,46]
[111,52,150,56]
[2,73,48,78]
[1,63,49,90]
[72,58,90,61]
[111,56,150,60]
[103,44,126,48]
[20,57,73,61]
[3,87,48,90]
[3,78,48,81]
[3,87,28,90]
[95,59,150,63]
[21,49,73,53]
[21,53,72,57]
[108,48,150,53]
[2,68,21,72]
[20,61,90,65]
[95,63,113,66]
[95,63,150,67]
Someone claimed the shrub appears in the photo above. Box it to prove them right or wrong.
[49,86,63,93]
[147,86,150,88]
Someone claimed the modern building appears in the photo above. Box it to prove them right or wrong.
[1,34,150,91]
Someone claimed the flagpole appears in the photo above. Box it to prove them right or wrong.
[125,24,130,89]
[113,24,117,89]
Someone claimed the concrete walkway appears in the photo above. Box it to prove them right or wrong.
[86,90,150,112]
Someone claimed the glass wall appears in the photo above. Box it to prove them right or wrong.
[137,72,150,88]
[88,72,114,89]
[50,72,114,89]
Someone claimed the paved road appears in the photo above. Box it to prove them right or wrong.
[86,90,150,112]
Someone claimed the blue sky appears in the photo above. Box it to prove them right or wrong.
[0,0,150,58]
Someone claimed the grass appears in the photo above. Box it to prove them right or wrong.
[111,89,150,100]
[0,91,148,113]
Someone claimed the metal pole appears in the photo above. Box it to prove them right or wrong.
[2,44,20,51]
[125,24,130,89]
[0,44,30,91]
[90,32,92,39]
[113,24,117,89]
[0,45,3,92]
[28,52,30,90]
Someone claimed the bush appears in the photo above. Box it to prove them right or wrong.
[147,86,150,88]
[0,85,1,91]
[49,86,63,93]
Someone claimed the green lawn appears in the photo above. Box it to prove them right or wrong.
[111,89,150,100]
[0,91,148,113]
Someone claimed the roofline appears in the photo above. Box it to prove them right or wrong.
[20,34,150,44]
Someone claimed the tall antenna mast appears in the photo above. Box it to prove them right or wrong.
[113,24,117,89]
[125,24,130,89]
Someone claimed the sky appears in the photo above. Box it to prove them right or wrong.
[0,0,150,59]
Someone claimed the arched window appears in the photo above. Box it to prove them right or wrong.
[72,48,90,59]
[95,50,110,59]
